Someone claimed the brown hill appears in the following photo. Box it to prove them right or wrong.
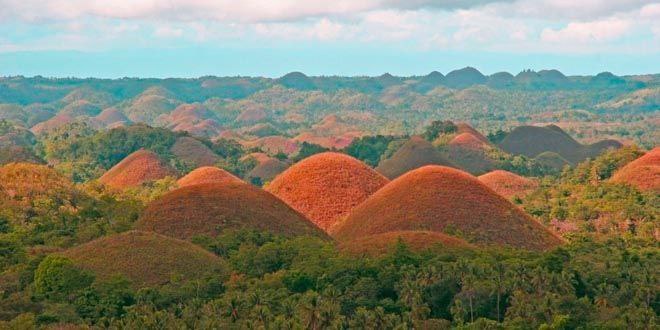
[534,151,572,170]
[93,107,130,128]
[240,152,272,164]
[60,231,229,288]
[376,136,455,179]
[448,132,490,151]
[99,149,177,189]
[59,100,102,117]
[135,182,327,240]
[0,163,74,199]
[610,147,660,192]
[266,152,388,231]
[170,136,220,167]
[30,113,75,135]
[478,170,539,199]
[243,136,300,155]
[339,231,473,256]
[0,146,44,166]
[455,123,490,144]
[332,165,562,251]
[499,125,621,163]
[177,166,243,187]
[246,158,289,184]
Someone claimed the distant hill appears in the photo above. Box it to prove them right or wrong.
[376,136,455,179]
[499,125,622,163]
[444,67,487,89]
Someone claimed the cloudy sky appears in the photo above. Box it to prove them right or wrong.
[0,0,658,77]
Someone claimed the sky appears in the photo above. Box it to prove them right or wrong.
[0,0,658,78]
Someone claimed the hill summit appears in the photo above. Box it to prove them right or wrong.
[267,152,389,232]
[332,165,562,251]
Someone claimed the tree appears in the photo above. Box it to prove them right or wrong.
[34,255,94,300]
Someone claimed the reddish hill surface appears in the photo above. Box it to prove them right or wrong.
[448,132,490,150]
[332,165,562,251]
[136,182,327,240]
[478,170,539,199]
[0,162,73,199]
[376,136,455,179]
[339,231,473,256]
[246,158,289,184]
[267,152,389,232]
[93,107,130,128]
[170,136,220,167]
[30,113,75,135]
[243,136,300,155]
[177,166,243,187]
[61,231,229,288]
[99,149,177,189]
[240,152,272,164]
[455,123,490,144]
[610,147,660,192]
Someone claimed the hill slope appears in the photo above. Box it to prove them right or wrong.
[61,230,229,288]
[136,182,327,240]
[610,147,659,192]
[376,136,455,179]
[333,165,562,251]
[266,152,389,231]
[99,149,177,189]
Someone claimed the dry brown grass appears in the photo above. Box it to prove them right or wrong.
[99,149,177,189]
[339,230,474,256]
[499,125,621,163]
[61,230,229,288]
[177,166,244,187]
[246,158,289,183]
[135,182,328,240]
[332,165,562,251]
[170,136,221,167]
[478,170,539,199]
[376,136,455,179]
[266,152,389,232]
[455,123,490,143]
[610,147,660,192]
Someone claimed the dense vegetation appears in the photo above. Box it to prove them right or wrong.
[0,70,657,328]
[0,140,657,328]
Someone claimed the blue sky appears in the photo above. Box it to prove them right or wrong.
[0,0,658,78]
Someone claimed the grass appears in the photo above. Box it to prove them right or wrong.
[610,147,659,192]
[266,152,389,232]
[61,230,229,288]
[376,136,455,179]
[478,170,539,199]
[136,182,328,240]
[177,166,244,187]
[332,165,563,251]
[99,149,177,189]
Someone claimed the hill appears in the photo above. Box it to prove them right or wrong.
[448,132,490,150]
[444,67,487,89]
[170,136,221,167]
[60,231,229,288]
[455,123,490,144]
[277,72,316,90]
[332,165,562,250]
[266,152,388,232]
[499,125,621,163]
[177,166,243,187]
[93,107,130,128]
[610,147,659,192]
[135,182,327,240]
[478,170,539,199]
[376,136,455,179]
[339,231,473,256]
[0,146,43,166]
[246,158,289,184]
[534,151,572,170]
[98,149,177,189]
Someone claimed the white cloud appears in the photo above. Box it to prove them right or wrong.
[541,19,633,43]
